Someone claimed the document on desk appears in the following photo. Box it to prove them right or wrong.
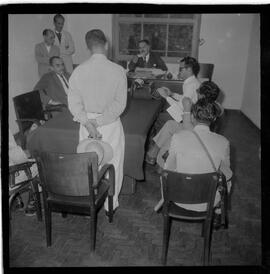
[166,96,183,123]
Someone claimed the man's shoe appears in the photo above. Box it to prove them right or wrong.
[105,209,116,223]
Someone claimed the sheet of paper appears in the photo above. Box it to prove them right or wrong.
[166,101,183,123]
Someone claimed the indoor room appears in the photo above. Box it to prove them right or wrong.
[8,12,261,267]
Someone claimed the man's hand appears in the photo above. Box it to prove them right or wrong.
[182,97,192,112]
[157,87,172,99]
[132,55,139,63]
[85,120,102,140]
[49,99,62,105]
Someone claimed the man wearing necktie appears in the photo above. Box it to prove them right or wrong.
[128,39,168,72]
[34,56,70,112]
[53,14,75,74]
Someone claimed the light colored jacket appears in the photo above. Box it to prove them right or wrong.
[54,30,75,74]
[165,124,232,180]
[35,42,60,78]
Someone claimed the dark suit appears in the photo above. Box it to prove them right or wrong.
[128,52,168,72]
[34,71,70,107]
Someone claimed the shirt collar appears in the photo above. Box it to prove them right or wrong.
[194,124,210,132]
[184,75,196,85]
[91,53,107,60]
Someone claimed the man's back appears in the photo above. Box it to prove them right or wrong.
[165,124,231,179]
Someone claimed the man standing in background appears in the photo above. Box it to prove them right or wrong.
[53,14,75,74]
[35,29,60,78]
[68,29,127,215]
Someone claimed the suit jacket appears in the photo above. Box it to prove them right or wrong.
[35,42,60,78]
[128,51,168,72]
[54,30,75,74]
[34,71,70,107]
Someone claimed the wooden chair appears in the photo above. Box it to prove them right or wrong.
[161,170,219,265]
[198,63,214,81]
[13,90,65,149]
[34,151,115,252]
[9,161,42,236]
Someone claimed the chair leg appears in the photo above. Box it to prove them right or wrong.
[161,215,171,265]
[202,221,212,266]
[61,212,68,218]
[44,205,52,247]
[90,209,97,253]
[108,195,113,223]
[9,193,17,237]
[31,181,42,222]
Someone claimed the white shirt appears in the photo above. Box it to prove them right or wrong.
[68,53,127,126]
[45,44,51,53]
[168,75,201,105]
[56,73,69,95]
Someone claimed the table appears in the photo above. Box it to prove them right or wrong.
[27,97,164,192]
[127,72,183,94]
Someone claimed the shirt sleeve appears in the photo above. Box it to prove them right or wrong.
[96,69,127,126]
[67,72,88,125]
[183,82,197,103]
[164,135,177,171]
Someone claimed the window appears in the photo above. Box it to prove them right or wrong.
[112,14,201,63]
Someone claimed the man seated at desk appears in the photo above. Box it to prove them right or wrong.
[128,39,168,72]
[34,56,70,110]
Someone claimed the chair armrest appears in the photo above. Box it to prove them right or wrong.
[16,118,41,125]
[96,164,115,195]
[9,161,36,174]
[45,104,66,112]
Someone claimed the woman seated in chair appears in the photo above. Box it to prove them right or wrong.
[9,129,39,216]
[146,81,224,167]
[155,99,232,226]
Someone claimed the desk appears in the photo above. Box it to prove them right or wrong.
[27,97,164,192]
[127,72,183,94]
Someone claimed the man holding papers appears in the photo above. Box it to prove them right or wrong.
[145,57,201,165]
[145,81,222,168]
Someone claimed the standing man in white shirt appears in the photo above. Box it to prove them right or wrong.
[35,29,60,78]
[68,29,127,215]
[53,14,75,75]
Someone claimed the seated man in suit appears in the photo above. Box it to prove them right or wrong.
[155,99,232,228]
[35,29,60,78]
[34,56,70,110]
[128,39,168,72]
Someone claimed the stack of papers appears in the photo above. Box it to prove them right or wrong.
[166,95,184,123]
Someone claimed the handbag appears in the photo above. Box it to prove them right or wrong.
[190,129,228,227]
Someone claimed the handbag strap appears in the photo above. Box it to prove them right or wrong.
[189,129,218,173]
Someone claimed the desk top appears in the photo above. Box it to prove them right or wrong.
[27,97,164,180]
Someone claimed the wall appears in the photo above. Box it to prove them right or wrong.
[241,14,260,128]
[9,13,260,133]
[65,14,113,65]
[8,14,62,133]
[199,14,255,110]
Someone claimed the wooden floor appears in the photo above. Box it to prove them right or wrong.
[8,110,261,267]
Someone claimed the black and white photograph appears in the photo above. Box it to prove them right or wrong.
[4,5,265,269]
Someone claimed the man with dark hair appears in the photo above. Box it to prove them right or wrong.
[34,56,70,108]
[68,29,127,215]
[35,29,60,77]
[155,99,232,214]
[53,14,75,74]
[146,81,222,166]
[128,39,168,72]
